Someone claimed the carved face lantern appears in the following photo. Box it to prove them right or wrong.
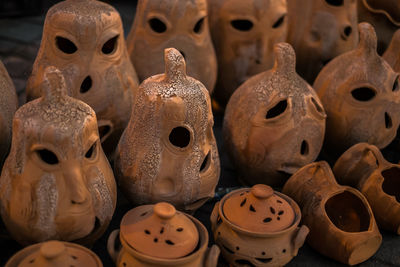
[208,0,288,106]
[223,42,326,187]
[26,0,139,156]
[115,48,220,212]
[287,0,358,83]
[127,0,217,93]
[0,67,117,246]
[314,23,400,156]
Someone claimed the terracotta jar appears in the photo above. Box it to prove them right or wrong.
[0,60,18,167]
[210,184,309,266]
[282,161,382,265]
[115,48,220,212]
[127,0,217,93]
[334,143,400,234]
[223,42,326,187]
[286,0,358,83]
[208,0,288,106]
[358,0,400,54]
[107,202,220,267]
[383,28,400,71]
[26,0,139,157]
[314,22,400,156]
[6,240,102,267]
[0,67,117,245]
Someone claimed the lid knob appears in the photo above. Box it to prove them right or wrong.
[40,241,66,260]
[154,202,176,220]
[251,184,274,199]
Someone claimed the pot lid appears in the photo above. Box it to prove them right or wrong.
[10,240,102,267]
[223,184,295,232]
[120,202,199,259]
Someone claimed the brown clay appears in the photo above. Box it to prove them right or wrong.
[208,0,288,106]
[286,0,358,83]
[223,42,326,187]
[358,0,400,54]
[0,60,18,167]
[26,0,139,157]
[314,22,400,156]
[334,143,400,234]
[210,184,309,266]
[127,0,217,93]
[383,28,400,71]
[6,240,103,267]
[115,48,220,212]
[0,67,117,246]
[107,202,220,267]
[282,161,382,265]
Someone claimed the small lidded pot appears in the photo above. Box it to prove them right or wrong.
[211,184,309,266]
[108,202,219,267]
[6,240,102,267]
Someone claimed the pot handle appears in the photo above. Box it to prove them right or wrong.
[204,245,220,267]
[107,229,121,262]
[292,225,309,256]
[210,201,220,227]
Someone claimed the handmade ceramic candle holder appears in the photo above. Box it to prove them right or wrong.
[282,161,382,265]
[210,184,309,266]
[107,202,220,267]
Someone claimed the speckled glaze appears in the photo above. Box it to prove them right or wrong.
[0,67,116,246]
[334,143,400,235]
[127,0,217,93]
[26,0,139,157]
[223,42,326,187]
[115,48,220,212]
[210,184,309,267]
[283,161,382,265]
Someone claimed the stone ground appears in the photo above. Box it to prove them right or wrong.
[0,1,400,266]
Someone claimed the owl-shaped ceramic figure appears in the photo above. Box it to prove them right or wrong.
[127,0,217,93]
[26,0,139,156]
[0,67,117,246]
[115,48,220,212]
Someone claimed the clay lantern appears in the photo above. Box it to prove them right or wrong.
[115,48,220,212]
[282,161,382,265]
[314,22,400,156]
[107,202,220,267]
[286,0,358,83]
[334,143,400,234]
[127,0,217,93]
[0,67,117,246]
[6,240,103,267]
[210,184,309,266]
[208,0,288,106]
[383,28,400,71]
[0,60,18,167]
[223,42,326,187]
[26,0,139,156]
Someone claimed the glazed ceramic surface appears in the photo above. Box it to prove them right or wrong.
[224,42,326,187]
[0,67,117,245]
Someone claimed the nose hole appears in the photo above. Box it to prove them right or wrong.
[341,26,352,40]
[300,140,309,155]
[179,50,186,59]
[385,112,392,129]
[80,76,92,93]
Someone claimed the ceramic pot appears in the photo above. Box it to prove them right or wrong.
[5,240,102,267]
[115,48,220,212]
[223,42,326,187]
[107,202,220,267]
[334,143,400,234]
[210,184,309,267]
[282,161,382,265]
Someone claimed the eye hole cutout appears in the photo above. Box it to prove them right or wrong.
[325,0,344,6]
[231,19,253,31]
[266,100,288,119]
[102,35,119,55]
[200,151,211,173]
[310,97,324,114]
[36,149,59,165]
[169,126,191,148]
[85,142,97,159]
[56,36,77,54]
[393,76,399,92]
[351,87,376,102]
[148,18,167,33]
[193,17,205,34]
[272,14,285,28]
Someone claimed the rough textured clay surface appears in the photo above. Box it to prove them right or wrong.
[0,67,117,246]
[282,161,382,265]
[224,42,326,187]
[127,0,217,93]
[26,0,139,157]
[115,48,220,212]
